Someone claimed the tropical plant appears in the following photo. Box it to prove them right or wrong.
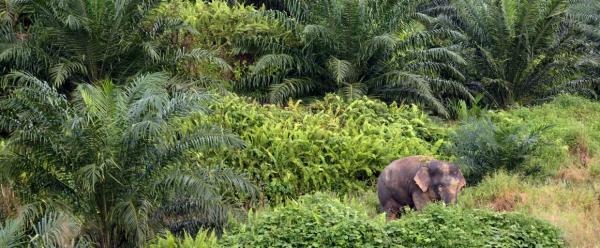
[198,94,446,202]
[147,230,219,248]
[218,193,565,247]
[422,0,598,107]
[152,0,285,83]
[236,0,473,116]
[0,0,229,91]
[568,0,600,93]
[447,116,549,183]
[0,72,255,247]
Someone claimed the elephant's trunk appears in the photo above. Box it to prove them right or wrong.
[440,191,457,205]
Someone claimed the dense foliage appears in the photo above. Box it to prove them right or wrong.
[0,72,254,246]
[0,0,230,91]
[236,0,473,116]
[200,94,446,202]
[1,0,598,246]
[150,193,565,247]
[421,0,599,107]
[151,0,287,82]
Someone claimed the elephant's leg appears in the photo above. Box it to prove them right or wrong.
[382,200,401,221]
[412,191,432,211]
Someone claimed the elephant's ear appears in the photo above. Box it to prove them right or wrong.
[414,166,430,192]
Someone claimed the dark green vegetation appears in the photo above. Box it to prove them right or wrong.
[1,0,599,247]
[0,72,255,246]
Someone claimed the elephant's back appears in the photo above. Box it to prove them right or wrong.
[380,155,433,177]
[378,155,432,187]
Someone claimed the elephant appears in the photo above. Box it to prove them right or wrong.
[377,156,466,220]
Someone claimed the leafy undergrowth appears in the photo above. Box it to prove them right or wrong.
[147,95,600,247]
[149,192,565,248]
[199,94,447,202]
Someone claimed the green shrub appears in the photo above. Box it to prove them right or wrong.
[221,192,387,248]
[200,94,447,202]
[155,0,285,53]
[153,0,290,81]
[147,231,219,248]
[447,116,549,184]
[387,204,565,248]
[215,193,565,248]
[463,95,600,179]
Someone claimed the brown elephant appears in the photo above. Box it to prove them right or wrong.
[377,156,466,220]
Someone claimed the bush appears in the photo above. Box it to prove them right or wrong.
[153,0,289,81]
[221,192,386,248]
[459,172,600,246]
[447,116,548,184]
[155,0,284,53]
[147,231,219,248]
[387,204,565,248]
[200,94,447,202]
[183,193,565,248]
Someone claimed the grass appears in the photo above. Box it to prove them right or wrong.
[455,95,600,247]
[459,171,600,247]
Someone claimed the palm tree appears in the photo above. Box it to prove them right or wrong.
[0,0,230,91]
[236,0,472,117]
[422,0,597,107]
[0,72,255,247]
[568,0,600,94]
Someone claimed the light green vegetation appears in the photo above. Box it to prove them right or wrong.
[200,94,447,202]
[149,192,565,247]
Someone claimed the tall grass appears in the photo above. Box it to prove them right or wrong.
[460,172,600,247]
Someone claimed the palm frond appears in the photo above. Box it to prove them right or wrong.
[326,57,355,84]
[268,78,318,103]
[252,53,296,73]
[49,61,87,87]
[30,211,81,248]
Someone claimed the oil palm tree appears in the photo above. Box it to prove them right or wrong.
[422,0,597,107]
[568,0,600,95]
[0,0,230,91]
[0,72,255,247]
[236,0,472,117]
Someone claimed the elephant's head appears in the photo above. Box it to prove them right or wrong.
[414,160,466,205]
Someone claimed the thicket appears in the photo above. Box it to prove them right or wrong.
[444,94,600,183]
[149,193,565,247]
[235,0,473,116]
[447,116,549,183]
[151,0,289,81]
[199,94,447,202]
